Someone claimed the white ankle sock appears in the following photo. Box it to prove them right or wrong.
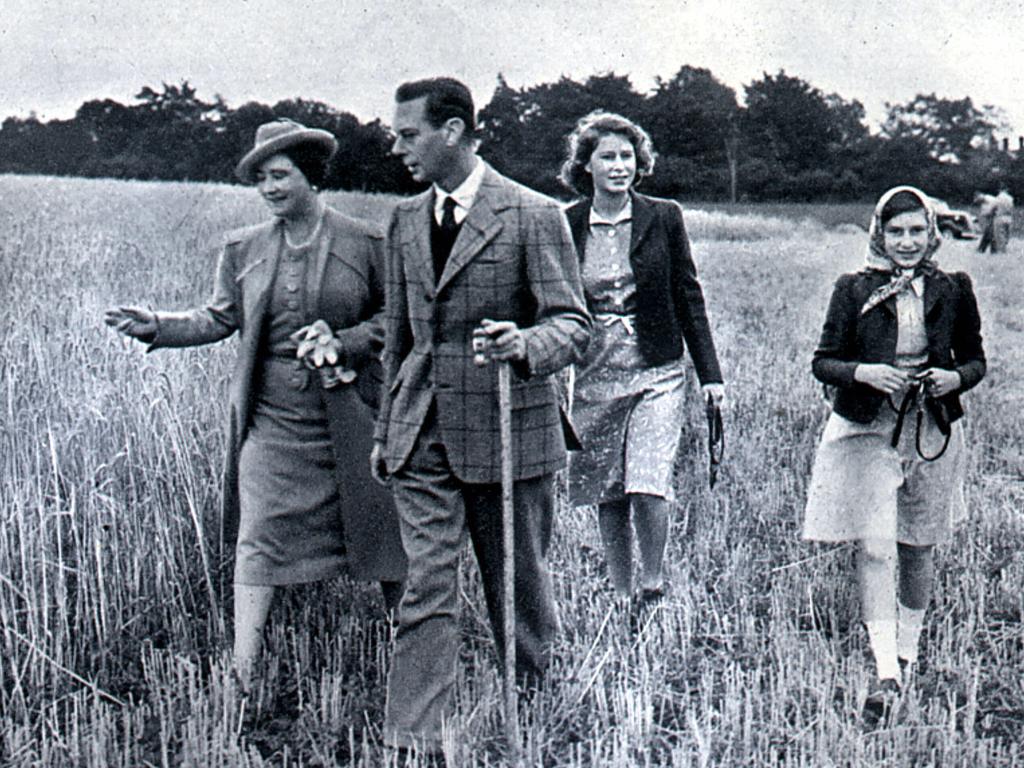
[865,619,899,680]
[897,605,926,664]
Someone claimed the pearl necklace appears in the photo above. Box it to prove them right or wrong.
[284,205,325,249]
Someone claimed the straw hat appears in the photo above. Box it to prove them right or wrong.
[235,118,338,183]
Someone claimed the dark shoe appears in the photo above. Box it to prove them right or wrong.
[862,677,901,728]
[639,583,668,606]
[899,654,927,678]
[629,584,668,634]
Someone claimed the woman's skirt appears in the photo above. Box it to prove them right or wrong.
[802,401,966,545]
[569,316,688,506]
[235,358,346,586]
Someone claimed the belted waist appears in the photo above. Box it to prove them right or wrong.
[595,312,636,335]
[894,353,928,371]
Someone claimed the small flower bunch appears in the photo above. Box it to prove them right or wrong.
[291,319,356,387]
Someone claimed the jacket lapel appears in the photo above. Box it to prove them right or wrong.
[399,192,437,296]
[565,200,589,259]
[436,166,505,293]
[628,192,656,259]
[309,216,334,314]
[240,222,281,321]
[923,272,945,318]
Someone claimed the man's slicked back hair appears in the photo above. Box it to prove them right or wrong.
[395,77,476,134]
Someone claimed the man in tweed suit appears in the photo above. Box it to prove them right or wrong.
[370,77,591,755]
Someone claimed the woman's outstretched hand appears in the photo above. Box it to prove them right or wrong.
[853,363,909,395]
[104,306,157,340]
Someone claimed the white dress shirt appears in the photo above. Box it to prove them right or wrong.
[433,158,486,226]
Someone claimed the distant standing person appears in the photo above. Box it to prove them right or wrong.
[994,186,1014,252]
[975,192,997,253]
[803,186,985,721]
[560,112,725,605]
[371,78,591,758]
[105,119,406,688]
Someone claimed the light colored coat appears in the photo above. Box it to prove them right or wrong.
[375,163,592,483]
[148,206,406,579]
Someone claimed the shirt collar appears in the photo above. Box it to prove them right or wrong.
[589,199,633,227]
[433,157,485,223]
[910,275,925,296]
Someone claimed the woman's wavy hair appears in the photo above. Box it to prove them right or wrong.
[558,111,656,196]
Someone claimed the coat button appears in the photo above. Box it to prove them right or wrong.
[286,283,298,292]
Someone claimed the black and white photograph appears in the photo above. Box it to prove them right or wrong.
[2,1,1022,765]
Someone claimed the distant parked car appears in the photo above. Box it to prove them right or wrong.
[932,199,978,239]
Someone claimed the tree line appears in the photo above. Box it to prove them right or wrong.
[2,70,1022,204]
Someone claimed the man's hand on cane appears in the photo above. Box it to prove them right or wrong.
[472,319,526,365]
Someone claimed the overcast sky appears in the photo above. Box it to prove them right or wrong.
[3,0,1024,136]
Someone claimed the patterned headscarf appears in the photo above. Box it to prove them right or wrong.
[860,185,942,315]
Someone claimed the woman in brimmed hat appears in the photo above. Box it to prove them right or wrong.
[803,185,986,722]
[105,118,406,688]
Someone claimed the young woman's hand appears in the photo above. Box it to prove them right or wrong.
[104,306,157,340]
[853,363,910,395]
[919,367,961,398]
[702,383,726,407]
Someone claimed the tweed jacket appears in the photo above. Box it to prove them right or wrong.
[375,162,592,483]
[565,192,723,383]
[812,268,986,425]
[146,207,406,578]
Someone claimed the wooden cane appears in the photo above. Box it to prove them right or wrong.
[497,360,520,761]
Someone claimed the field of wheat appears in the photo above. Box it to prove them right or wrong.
[1,174,1022,767]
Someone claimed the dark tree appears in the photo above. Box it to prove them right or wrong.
[640,66,740,198]
[739,70,869,199]
[881,93,1007,163]
[478,73,645,196]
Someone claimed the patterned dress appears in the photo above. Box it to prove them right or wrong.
[569,210,688,506]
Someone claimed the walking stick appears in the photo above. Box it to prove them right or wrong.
[498,361,521,761]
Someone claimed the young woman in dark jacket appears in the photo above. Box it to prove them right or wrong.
[560,112,724,606]
[803,186,985,717]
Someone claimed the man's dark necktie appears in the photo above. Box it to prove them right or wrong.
[441,196,458,234]
[431,196,461,283]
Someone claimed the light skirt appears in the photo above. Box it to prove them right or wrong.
[802,405,966,545]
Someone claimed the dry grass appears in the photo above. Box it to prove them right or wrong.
[1,174,1022,766]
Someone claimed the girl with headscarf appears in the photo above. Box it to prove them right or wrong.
[105,119,406,688]
[803,186,986,719]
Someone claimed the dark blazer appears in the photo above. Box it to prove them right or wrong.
[375,162,592,483]
[812,268,986,424]
[565,191,723,383]
[146,206,406,580]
